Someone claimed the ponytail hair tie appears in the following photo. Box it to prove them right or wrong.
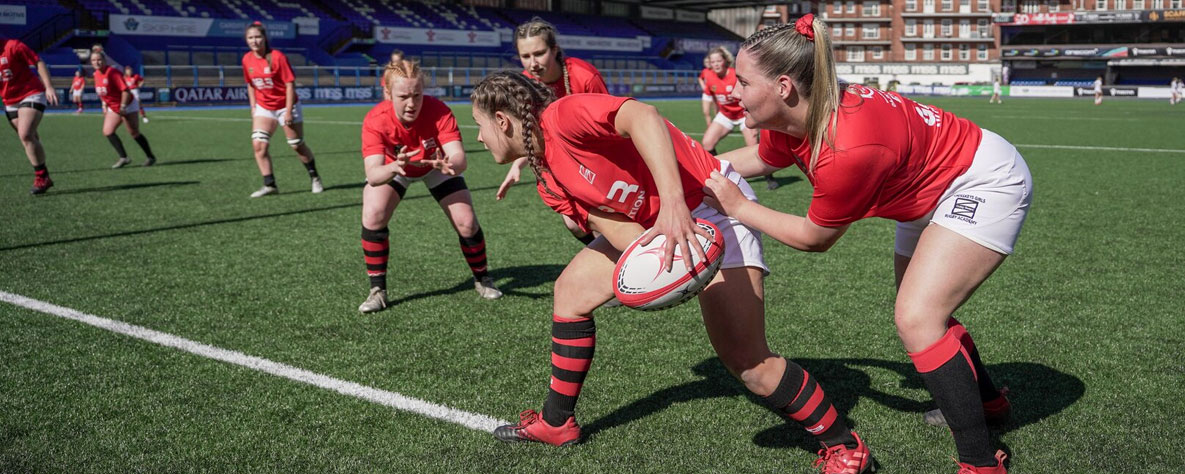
[251,21,262,26]
[795,14,815,41]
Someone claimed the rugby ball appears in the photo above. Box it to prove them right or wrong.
[612,219,725,311]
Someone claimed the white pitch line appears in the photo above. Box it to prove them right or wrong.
[1013,143,1185,154]
[0,290,507,433]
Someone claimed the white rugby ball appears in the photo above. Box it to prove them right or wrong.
[612,219,725,311]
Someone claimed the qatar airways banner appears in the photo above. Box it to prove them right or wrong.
[168,86,378,104]
[373,26,499,47]
[109,15,294,39]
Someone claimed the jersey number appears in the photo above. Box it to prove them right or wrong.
[252,78,274,89]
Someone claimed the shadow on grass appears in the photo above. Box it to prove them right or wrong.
[583,357,1084,455]
[40,180,200,197]
[2,183,511,252]
[745,174,802,189]
[0,158,242,177]
[387,264,565,306]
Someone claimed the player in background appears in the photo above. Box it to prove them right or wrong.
[1093,75,1103,105]
[122,65,148,123]
[71,69,85,114]
[495,18,610,246]
[989,77,1002,104]
[242,21,322,198]
[1,36,58,195]
[1170,77,1180,105]
[698,54,715,129]
[471,72,874,474]
[703,15,1025,473]
[356,60,502,313]
[700,47,778,191]
[91,50,157,169]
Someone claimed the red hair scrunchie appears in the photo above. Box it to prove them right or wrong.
[795,14,815,41]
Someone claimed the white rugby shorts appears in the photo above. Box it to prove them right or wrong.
[895,129,1033,257]
[692,159,768,274]
[254,102,303,125]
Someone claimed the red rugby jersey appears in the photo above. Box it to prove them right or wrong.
[71,76,85,91]
[523,56,608,99]
[124,73,143,89]
[360,95,462,179]
[534,94,719,233]
[0,39,45,106]
[242,49,296,110]
[702,68,744,120]
[758,84,982,227]
[92,65,129,113]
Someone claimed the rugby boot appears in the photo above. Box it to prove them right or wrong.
[30,176,53,195]
[474,276,502,300]
[493,409,580,446]
[956,450,1007,474]
[358,287,388,313]
[814,431,874,474]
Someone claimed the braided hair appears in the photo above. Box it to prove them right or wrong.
[740,19,840,178]
[514,17,571,96]
[470,71,563,199]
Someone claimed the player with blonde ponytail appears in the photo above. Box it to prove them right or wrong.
[355,60,502,314]
[705,14,1030,473]
[472,71,872,474]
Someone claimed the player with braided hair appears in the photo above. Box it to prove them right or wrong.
[496,18,610,246]
[355,60,502,314]
[471,71,873,473]
[704,15,1026,473]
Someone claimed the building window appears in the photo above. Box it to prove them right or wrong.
[834,0,843,13]
[942,0,954,10]
[846,23,856,36]
[959,43,970,60]
[1115,0,1127,8]
[941,19,952,36]
[847,1,857,12]
[960,0,972,11]
[977,43,988,60]
[905,19,917,36]
[977,19,989,36]
[924,43,935,60]
[978,0,990,10]
[1096,0,1107,9]
[833,24,844,37]
[1153,0,1163,8]
[1021,0,1040,11]
[959,19,970,37]
[872,46,884,59]
[924,0,936,11]
[1171,0,1181,8]
[924,19,935,37]
[905,43,917,60]
[863,1,881,15]
[1003,0,1017,10]
[941,43,952,60]
[906,0,918,10]
[847,46,865,62]
[1048,0,1060,10]
[1133,0,1144,8]
[863,24,880,38]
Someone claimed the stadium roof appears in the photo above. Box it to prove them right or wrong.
[639,0,785,11]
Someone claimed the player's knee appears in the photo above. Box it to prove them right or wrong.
[251,129,271,143]
[17,129,37,144]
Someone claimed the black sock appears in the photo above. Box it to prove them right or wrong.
[763,358,857,449]
[263,174,276,187]
[107,134,127,158]
[133,134,155,159]
[911,330,996,467]
[302,159,319,178]
[949,318,1001,402]
[576,233,595,245]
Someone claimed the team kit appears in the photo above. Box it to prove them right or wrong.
[2,13,1035,474]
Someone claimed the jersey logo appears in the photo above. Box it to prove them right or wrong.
[579,165,596,184]
[607,180,640,204]
[264,67,271,74]
[248,67,254,74]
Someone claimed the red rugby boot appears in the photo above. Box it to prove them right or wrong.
[957,450,1007,474]
[814,431,874,474]
[493,409,580,446]
[30,175,53,195]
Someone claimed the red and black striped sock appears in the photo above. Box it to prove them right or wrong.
[542,315,595,427]
[947,318,1002,402]
[361,226,389,291]
[458,227,488,280]
[764,358,856,448]
[910,327,996,467]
